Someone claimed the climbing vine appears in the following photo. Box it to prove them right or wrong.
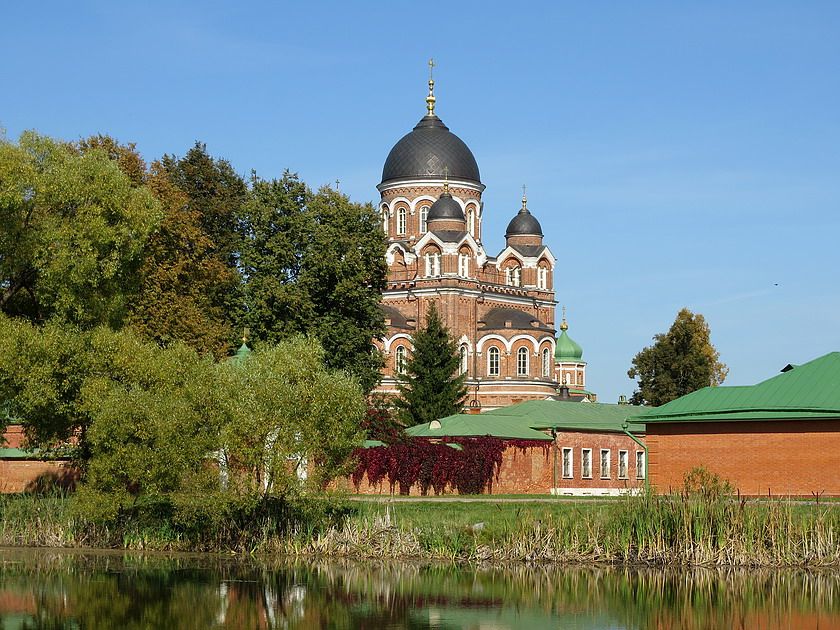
[352,437,550,495]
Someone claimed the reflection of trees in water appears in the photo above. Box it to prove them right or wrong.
[0,550,839,629]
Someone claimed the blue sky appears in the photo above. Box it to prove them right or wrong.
[3,2,839,402]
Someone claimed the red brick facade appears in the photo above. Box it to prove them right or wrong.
[352,431,645,496]
[646,419,840,497]
[375,171,585,409]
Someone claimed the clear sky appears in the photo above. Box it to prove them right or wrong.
[2,1,839,403]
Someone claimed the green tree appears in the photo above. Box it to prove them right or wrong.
[0,314,90,453]
[217,336,365,498]
[74,331,223,523]
[395,303,467,426]
[0,132,161,328]
[628,308,728,406]
[128,160,238,358]
[239,176,387,392]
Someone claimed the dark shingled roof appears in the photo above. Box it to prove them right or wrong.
[381,115,481,186]
[478,308,554,333]
[381,304,415,330]
[508,243,548,258]
[429,230,467,243]
[505,206,543,237]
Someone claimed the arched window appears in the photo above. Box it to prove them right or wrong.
[425,250,441,277]
[382,205,389,234]
[458,252,470,277]
[542,348,551,377]
[517,347,529,376]
[467,207,475,236]
[577,371,583,386]
[420,205,429,233]
[537,266,548,290]
[505,266,521,287]
[459,345,468,374]
[487,346,500,376]
[396,207,406,235]
[395,345,407,375]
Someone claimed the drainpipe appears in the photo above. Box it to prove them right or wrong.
[622,421,649,493]
[551,428,557,495]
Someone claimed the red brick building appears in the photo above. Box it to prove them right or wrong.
[637,352,840,497]
[373,71,592,409]
[354,400,644,495]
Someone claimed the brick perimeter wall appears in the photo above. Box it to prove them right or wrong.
[0,460,78,493]
[349,431,644,495]
[647,420,840,496]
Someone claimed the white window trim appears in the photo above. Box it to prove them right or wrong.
[600,449,611,479]
[425,252,441,277]
[458,253,470,277]
[636,451,646,479]
[541,348,551,377]
[420,205,429,233]
[395,345,407,375]
[537,267,547,290]
[460,345,468,374]
[562,447,573,479]
[487,346,500,376]
[618,450,629,479]
[516,347,529,376]
[396,207,406,235]
[581,448,593,479]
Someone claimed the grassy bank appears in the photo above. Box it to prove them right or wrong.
[1,492,838,567]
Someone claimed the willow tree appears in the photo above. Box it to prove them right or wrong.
[628,308,728,406]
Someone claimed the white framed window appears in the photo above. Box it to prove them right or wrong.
[542,348,551,377]
[618,450,629,479]
[505,266,521,287]
[581,448,592,479]
[459,345,468,374]
[600,449,611,479]
[487,346,500,376]
[636,451,646,479]
[395,345,407,375]
[419,205,429,233]
[382,206,389,233]
[425,251,441,277]
[537,267,548,290]
[516,347,529,376]
[396,207,406,235]
[458,253,470,277]
[562,447,573,479]
[467,208,475,235]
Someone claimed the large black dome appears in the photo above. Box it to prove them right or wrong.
[380,115,481,186]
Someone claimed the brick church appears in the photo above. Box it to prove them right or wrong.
[373,69,590,410]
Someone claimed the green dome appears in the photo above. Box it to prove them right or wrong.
[555,320,583,362]
[229,342,252,364]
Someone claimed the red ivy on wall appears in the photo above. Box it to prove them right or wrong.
[351,437,550,495]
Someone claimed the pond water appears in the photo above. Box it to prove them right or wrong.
[0,548,838,629]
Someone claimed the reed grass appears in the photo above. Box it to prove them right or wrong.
[1,491,837,566]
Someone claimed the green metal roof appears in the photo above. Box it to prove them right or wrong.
[406,399,643,440]
[635,351,840,424]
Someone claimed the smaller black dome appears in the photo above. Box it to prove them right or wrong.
[505,204,543,237]
[427,191,465,222]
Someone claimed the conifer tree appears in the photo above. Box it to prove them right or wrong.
[395,303,467,426]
